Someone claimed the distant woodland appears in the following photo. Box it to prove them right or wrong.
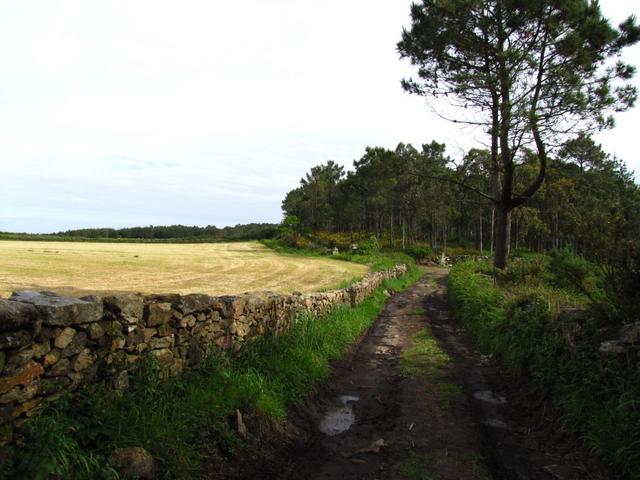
[0,223,278,242]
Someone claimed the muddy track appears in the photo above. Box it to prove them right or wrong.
[234,268,609,480]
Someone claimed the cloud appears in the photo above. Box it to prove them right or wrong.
[0,0,638,232]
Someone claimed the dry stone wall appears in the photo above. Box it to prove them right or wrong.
[0,264,406,442]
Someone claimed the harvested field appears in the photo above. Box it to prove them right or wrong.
[0,240,368,298]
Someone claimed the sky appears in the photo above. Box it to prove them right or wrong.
[1,1,639,233]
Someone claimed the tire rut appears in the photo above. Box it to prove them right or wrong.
[236,268,609,480]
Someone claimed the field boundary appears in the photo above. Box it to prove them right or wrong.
[0,264,407,443]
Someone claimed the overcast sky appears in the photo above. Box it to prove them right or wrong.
[1,1,638,233]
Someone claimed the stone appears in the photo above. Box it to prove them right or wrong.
[619,323,640,344]
[112,371,130,390]
[125,328,145,347]
[0,330,32,350]
[47,358,71,377]
[229,319,250,337]
[0,383,38,404]
[108,447,155,480]
[0,352,4,374]
[34,377,70,396]
[0,300,37,332]
[43,349,62,367]
[233,409,248,438]
[9,291,102,326]
[0,362,44,394]
[187,339,205,365]
[218,297,247,319]
[599,340,627,356]
[104,294,144,324]
[145,303,173,327]
[149,336,174,350]
[157,324,175,337]
[12,398,40,417]
[88,322,105,340]
[180,294,213,315]
[61,331,87,358]
[71,349,95,372]
[32,342,51,359]
[100,320,124,337]
[54,327,76,349]
[150,349,173,365]
[111,337,126,350]
[173,314,196,329]
[143,328,157,342]
[3,349,35,375]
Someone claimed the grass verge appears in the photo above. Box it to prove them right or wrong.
[3,262,421,479]
[448,260,640,479]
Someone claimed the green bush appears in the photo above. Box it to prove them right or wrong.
[548,249,602,298]
[402,245,433,261]
[356,236,380,255]
[449,260,640,478]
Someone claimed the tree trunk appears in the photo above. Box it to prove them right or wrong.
[494,205,511,269]
[490,207,495,257]
[390,211,394,246]
[443,222,447,253]
[479,211,483,253]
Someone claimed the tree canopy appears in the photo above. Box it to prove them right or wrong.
[397,0,639,267]
[282,137,640,265]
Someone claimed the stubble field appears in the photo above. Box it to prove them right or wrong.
[0,240,368,298]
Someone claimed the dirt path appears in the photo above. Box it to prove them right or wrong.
[237,268,607,480]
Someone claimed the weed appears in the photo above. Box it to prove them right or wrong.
[432,383,463,409]
[400,329,450,378]
[399,451,440,480]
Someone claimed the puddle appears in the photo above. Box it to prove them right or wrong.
[319,395,360,436]
[374,345,392,355]
[483,418,508,429]
[473,390,507,405]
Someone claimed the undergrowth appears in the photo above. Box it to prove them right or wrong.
[261,238,414,273]
[4,261,421,479]
[448,260,640,478]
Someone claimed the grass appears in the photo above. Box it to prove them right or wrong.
[399,328,463,410]
[0,240,367,298]
[3,261,422,479]
[400,451,440,480]
[260,238,415,273]
[448,260,640,479]
[400,329,451,378]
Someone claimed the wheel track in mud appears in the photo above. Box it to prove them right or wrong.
[233,268,610,480]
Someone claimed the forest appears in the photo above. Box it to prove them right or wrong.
[282,135,640,268]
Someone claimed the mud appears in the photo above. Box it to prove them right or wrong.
[227,268,611,480]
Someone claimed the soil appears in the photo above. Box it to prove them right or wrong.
[217,268,611,480]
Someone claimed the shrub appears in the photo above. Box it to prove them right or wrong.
[449,260,640,478]
[402,245,433,261]
[356,236,380,255]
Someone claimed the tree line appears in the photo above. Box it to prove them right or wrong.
[50,223,278,240]
[281,135,640,266]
